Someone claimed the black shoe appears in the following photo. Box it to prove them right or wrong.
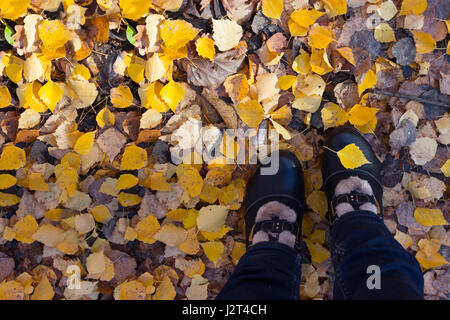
[244,150,305,248]
[322,126,383,224]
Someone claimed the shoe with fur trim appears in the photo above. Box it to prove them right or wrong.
[244,150,305,248]
[322,126,383,224]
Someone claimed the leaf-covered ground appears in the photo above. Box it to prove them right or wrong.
[0,0,448,300]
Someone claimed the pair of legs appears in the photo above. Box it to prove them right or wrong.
[217,127,424,300]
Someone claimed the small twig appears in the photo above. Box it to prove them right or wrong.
[63,56,74,67]
[91,50,109,57]
[186,56,199,69]
[322,145,336,153]
[373,89,450,109]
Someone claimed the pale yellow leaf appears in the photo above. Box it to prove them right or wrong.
[153,223,188,247]
[234,100,265,127]
[73,131,96,155]
[201,241,224,266]
[212,19,243,51]
[111,85,133,108]
[197,205,228,233]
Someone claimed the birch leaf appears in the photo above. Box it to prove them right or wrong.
[414,208,448,226]
[212,19,243,52]
[262,0,284,20]
[336,143,371,169]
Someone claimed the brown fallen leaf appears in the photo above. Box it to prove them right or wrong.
[96,127,127,162]
[201,91,239,129]
[187,49,246,89]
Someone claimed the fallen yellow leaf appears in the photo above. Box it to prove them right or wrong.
[195,37,216,61]
[414,208,448,226]
[262,0,284,20]
[160,80,185,112]
[336,143,371,169]
[201,241,224,266]
[111,85,134,108]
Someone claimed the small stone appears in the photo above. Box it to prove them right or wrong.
[392,38,416,66]
[350,30,381,58]
[251,10,271,34]
[152,140,171,163]
[262,24,284,38]
[389,119,417,151]
[30,140,49,164]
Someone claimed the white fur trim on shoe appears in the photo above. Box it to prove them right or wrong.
[250,201,297,248]
[360,202,377,213]
[255,201,296,223]
[253,230,269,243]
[335,203,354,217]
[278,231,296,247]
[335,176,373,196]
[334,176,378,216]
